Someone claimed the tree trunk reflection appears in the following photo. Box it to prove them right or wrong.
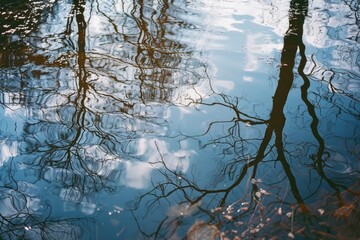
[133,0,358,238]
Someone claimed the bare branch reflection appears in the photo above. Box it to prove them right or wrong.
[1,0,210,238]
[0,0,359,239]
[131,0,360,239]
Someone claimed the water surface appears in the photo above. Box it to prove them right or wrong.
[0,0,359,239]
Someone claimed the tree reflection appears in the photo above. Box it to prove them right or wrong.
[305,0,360,120]
[0,179,94,239]
[1,0,209,238]
[0,0,207,192]
[0,0,359,239]
[132,0,360,239]
[20,0,120,198]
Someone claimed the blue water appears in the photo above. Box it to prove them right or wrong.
[1,0,359,239]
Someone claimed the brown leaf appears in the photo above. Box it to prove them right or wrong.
[334,204,355,218]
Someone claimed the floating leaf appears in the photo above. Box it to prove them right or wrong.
[223,214,233,220]
[317,208,325,216]
[288,232,295,239]
[259,188,270,195]
[240,207,249,211]
[251,178,262,184]
[335,204,355,218]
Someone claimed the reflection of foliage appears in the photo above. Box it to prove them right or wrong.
[0,0,48,38]
[0,0,57,68]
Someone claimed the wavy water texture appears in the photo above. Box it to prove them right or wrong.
[0,0,359,239]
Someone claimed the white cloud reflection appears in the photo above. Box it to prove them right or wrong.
[0,140,18,167]
[202,0,289,36]
[212,80,235,92]
[121,161,153,189]
[137,138,194,173]
[119,138,196,189]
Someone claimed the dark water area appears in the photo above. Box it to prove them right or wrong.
[0,0,359,239]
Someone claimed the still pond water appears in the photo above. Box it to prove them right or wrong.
[0,0,359,239]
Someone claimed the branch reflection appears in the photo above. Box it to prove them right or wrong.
[132,0,359,239]
[1,0,209,238]
[0,0,359,239]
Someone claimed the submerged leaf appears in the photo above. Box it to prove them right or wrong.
[187,221,221,240]
[334,204,355,218]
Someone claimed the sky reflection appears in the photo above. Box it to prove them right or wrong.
[0,0,359,239]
